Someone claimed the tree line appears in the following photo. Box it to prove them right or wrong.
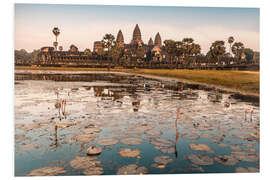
[15,35,259,66]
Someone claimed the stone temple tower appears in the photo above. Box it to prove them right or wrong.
[154,32,162,48]
[148,38,154,46]
[116,30,124,48]
[131,24,143,46]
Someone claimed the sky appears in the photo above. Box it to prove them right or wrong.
[15,4,260,54]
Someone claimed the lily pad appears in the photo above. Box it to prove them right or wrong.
[119,148,140,158]
[83,167,104,175]
[74,134,98,143]
[27,166,66,176]
[69,156,100,169]
[182,133,200,140]
[15,134,31,142]
[231,151,259,162]
[235,167,259,173]
[117,164,148,175]
[145,129,161,136]
[214,155,239,165]
[189,144,214,153]
[135,124,152,131]
[187,154,214,166]
[55,122,74,128]
[154,156,173,165]
[150,138,175,154]
[82,128,102,134]
[120,137,143,145]
[97,138,119,146]
[20,144,40,151]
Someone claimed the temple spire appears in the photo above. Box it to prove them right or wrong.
[154,32,162,47]
[148,37,154,46]
[116,29,124,48]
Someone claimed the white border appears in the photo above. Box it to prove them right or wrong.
[1,0,269,180]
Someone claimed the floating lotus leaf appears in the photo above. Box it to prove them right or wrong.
[27,166,66,176]
[97,138,119,146]
[187,154,214,166]
[231,151,259,162]
[83,167,104,175]
[154,156,173,165]
[20,144,40,151]
[230,145,242,152]
[69,156,100,169]
[74,134,98,143]
[201,133,215,139]
[119,148,140,158]
[218,143,227,147]
[20,124,41,131]
[214,155,239,165]
[182,133,200,140]
[86,146,102,156]
[235,167,249,173]
[145,129,161,136]
[82,128,102,134]
[15,134,31,142]
[150,137,175,154]
[189,144,214,153]
[117,164,148,175]
[120,137,143,145]
[55,122,74,128]
[235,167,259,173]
[135,124,152,131]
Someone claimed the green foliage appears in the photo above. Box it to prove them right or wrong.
[15,49,40,64]
[232,42,245,60]
[208,40,226,63]
[109,44,122,62]
[101,34,115,51]
[244,48,254,62]
[84,48,92,56]
[135,47,146,60]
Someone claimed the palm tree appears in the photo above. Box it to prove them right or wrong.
[208,40,226,64]
[228,36,234,56]
[163,40,177,64]
[109,44,122,65]
[232,42,245,62]
[101,34,115,69]
[52,27,60,50]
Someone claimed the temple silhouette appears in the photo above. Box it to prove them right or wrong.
[37,24,164,65]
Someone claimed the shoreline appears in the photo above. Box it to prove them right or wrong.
[14,67,259,100]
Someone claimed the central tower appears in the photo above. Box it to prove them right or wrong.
[131,24,143,46]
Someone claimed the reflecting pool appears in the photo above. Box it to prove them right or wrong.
[14,71,260,176]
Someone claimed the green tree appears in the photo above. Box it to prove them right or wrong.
[84,48,92,56]
[228,36,234,56]
[232,42,245,61]
[109,44,122,64]
[163,40,177,63]
[101,34,115,53]
[135,47,146,60]
[243,48,254,63]
[208,40,226,63]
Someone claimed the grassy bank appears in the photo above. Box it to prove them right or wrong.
[15,66,259,95]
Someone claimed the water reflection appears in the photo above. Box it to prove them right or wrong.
[14,72,260,176]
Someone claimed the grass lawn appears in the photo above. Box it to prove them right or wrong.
[15,66,259,95]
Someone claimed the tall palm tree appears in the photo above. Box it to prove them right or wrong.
[228,36,234,56]
[209,40,226,64]
[52,27,60,50]
[232,42,245,62]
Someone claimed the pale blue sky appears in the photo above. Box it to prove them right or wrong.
[15,4,260,54]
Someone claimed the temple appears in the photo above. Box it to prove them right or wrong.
[36,24,164,65]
